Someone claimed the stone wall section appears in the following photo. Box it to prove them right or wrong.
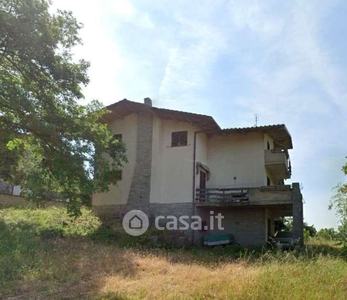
[126,111,153,214]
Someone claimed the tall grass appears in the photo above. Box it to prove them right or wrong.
[0,207,346,299]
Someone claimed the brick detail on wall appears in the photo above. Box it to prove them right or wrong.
[292,182,304,246]
[127,111,153,214]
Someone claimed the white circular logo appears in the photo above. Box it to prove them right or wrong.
[122,210,149,236]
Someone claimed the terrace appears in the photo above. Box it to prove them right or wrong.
[195,185,294,207]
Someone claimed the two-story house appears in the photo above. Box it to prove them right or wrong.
[93,98,304,246]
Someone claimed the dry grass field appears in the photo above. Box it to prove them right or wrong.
[0,207,346,300]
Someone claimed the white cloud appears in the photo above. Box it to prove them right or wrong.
[158,16,226,110]
[111,0,136,18]
[227,1,285,39]
[228,0,347,116]
[222,0,346,230]
[110,0,155,30]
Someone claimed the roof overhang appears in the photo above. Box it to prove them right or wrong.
[221,124,293,149]
[101,99,152,123]
[152,107,220,132]
[102,99,220,132]
[102,100,292,148]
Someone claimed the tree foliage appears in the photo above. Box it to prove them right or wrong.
[316,228,338,241]
[329,160,347,245]
[0,0,126,215]
[303,223,317,237]
[274,217,317,238]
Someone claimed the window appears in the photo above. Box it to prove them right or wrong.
[267,176,271,186]
[113,134,122,141]
[171,131,188,147]
[267,141,270,150]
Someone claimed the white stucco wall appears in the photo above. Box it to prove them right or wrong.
[150,118,205,204]
[92,114,138,205]
[92,112,279,205]
[207,132,267,188]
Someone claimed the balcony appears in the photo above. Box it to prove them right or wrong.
[195,185,293,207]
[265,149,291,180]
[195,188,250,204]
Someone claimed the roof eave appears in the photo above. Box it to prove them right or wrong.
[103,99,221,132]
[219,125,293,149]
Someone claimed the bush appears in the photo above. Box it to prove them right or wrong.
[0,206,102,239]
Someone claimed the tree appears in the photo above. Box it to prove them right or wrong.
[0,0,126,215]
[303,223,317,237]
[329,160,347,245]
[316,228,338,241]
[274,217,316,238]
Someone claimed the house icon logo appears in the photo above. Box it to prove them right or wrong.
[129,215,143,229]
[122,210,149,236]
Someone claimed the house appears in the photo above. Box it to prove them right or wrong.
[93,98,304,246]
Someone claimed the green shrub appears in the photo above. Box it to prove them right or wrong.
[0,206,101,239]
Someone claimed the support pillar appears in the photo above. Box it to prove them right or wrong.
[292,182,304,246]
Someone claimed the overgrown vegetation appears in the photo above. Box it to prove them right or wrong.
[0,207,347,299]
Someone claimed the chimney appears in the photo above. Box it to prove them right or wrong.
[144,97,152,106]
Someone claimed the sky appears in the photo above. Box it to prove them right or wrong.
[52,0,347,230]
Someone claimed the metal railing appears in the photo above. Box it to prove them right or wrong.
[195,188,249,203]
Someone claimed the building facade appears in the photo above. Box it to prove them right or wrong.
[93,98,304,246]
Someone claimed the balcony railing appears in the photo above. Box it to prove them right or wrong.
[195,188,249,203]
[195,185,294,206]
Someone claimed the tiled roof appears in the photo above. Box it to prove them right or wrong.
[222,124,293,149]
[103,99,220,132]
[223,124,286,131]
[104,99,292,148]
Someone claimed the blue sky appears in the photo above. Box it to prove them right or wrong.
[53,0,347,229]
